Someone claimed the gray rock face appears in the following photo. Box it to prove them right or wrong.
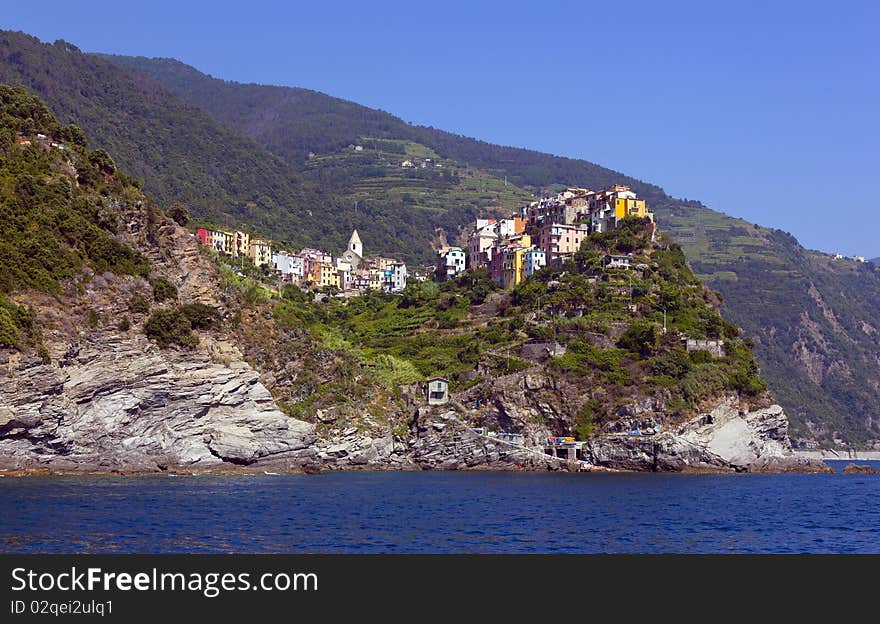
[408,410,580,472]
[0,336,316,472]
[584,396,831,473]
[678,398,790,468]
[583,433,734,472]
[0,334,823,474]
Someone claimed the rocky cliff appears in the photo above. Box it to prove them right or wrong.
[0,205,827,474]
[0,338,316,472]
[0,85,830,475]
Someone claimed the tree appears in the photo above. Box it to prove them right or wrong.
[88,149,116,175]
[167,203,189,226]
[59,124,87,147]
[144,308,198,348]
[618,320,660,357]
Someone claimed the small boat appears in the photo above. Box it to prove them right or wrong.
[263,471,279,476]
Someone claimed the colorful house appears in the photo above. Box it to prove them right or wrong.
[437,247,466,281]
[214,230,233,255]
[384,262,408,292]
[249,239,272,267]
[502,247,528,289]
[368,267,384,290]
[313,262,340,289]
[233,231,250,258]
[490,246,504,285]
[467,224,497,269]
[272,251,304,278]
[614,197,648,220]
[524,249,547,277]
[538,224,589,265]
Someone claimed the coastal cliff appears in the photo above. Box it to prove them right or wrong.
[0,85,829,475]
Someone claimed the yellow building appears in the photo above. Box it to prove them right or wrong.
[613,197,648,219]
[317,262,340,289]
[249,239,272,267]
[502,247,527,290]
[233,230,250,258]
[509,233,531,248]
[368,268,383,290]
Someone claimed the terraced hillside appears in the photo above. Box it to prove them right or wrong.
[302,137,534,254]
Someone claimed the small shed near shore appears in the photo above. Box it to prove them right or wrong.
[426,377,449,405]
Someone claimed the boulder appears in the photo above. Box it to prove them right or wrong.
[843,463,880,475]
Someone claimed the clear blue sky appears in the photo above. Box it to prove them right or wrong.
[4,1,878,256]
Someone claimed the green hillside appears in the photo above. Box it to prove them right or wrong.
[0,84,150,348]
[237,219,768,440]
[106,54,880,447]
[3,33,878,446]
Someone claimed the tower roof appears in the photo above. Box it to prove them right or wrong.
[349,229,362,246]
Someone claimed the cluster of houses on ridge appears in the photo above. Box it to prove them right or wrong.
[15,133,69,152]
[437,184,655,288]
[195,183,652,295]
[830,252,868,263]
[196,227,408,294]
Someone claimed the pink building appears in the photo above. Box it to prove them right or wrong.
[539,224,589,265]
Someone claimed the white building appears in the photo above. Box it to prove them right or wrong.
[272,251,304,278]
[524,249,547,277]
[384,262,408,292]
[347,229,363,259]
[497,218,521,238]
[603,255,632,269]
[467,226,498,269]
[438,247,466,281]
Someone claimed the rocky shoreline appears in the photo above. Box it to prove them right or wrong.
[0,189,837,478]
[0,358,833,475]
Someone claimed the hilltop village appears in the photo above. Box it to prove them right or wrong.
[196,226,408,294]
[195,184,655,295]
[441,184,654,287]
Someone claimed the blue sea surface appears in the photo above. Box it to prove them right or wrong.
[2,462,879,553]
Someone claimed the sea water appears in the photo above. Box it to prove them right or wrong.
[2,461,878,553]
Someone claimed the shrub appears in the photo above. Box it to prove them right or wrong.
[650,349,692,379]
[681,365,728,403]
[116,316,131,331]
[617,321,660,357]
[281,284,311,304]
[526,324,554,340]
[144,308,197,348]
[85,309,100,328]
[179,302,219,329]
[128,295,150,314]
[150,276,178,302]
[575,400,599,440]
[38,344,51,364]
[167,203,189,226]
[689,349,714,364]
[0,307,20,346]
[240,280,268,305]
